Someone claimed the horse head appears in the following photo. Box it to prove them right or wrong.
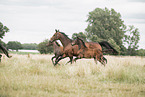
[71,39,77,46]
[49,29,60,43]
[71,37,81,46]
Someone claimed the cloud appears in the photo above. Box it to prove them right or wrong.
[126,13,145,19]
[128,0,145,2]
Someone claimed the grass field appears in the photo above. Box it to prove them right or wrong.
[0,54,145,97]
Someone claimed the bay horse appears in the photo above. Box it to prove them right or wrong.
[49,29,118,65]
[46,41,63,65]
[0,43,12,62]
[71,37,107,66]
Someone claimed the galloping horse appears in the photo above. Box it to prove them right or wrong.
[49,30,104,65]
[0,43,12,62]
[46,41,63,65]
[71,37,107,66]
[49,30,118,66]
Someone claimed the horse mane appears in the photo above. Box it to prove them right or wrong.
[55,41,61,47]
[59,32,72,41]
[77,37,87,48]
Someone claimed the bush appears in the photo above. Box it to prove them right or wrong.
[37,39,53,54]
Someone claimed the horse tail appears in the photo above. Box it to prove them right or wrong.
[0,43,12,58]
[99,41,118,55]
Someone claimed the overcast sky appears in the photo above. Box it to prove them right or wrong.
[0,0,145,49]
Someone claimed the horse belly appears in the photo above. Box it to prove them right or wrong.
[84,52,93,58]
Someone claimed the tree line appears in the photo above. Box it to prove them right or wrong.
[0,7,145,56]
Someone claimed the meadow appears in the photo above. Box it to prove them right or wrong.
[0,54,145,97]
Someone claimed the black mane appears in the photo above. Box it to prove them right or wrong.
[59,32,69,38]
[55,41,61,47]
[77,37,87,48]
[59,32,72,41]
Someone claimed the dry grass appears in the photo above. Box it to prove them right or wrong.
[0,54,145,97]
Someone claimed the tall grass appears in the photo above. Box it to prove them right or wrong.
[0,54,145,97]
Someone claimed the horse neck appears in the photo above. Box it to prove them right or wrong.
[53,42,60,52]
[59,34,72,48]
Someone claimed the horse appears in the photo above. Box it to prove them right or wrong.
[0,43,12,62]
[46,41,63,65]
[49,29,118,65]
[71,37,107,66]
[49,30,102,65]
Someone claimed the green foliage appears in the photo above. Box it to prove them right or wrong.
[72,32,87,41]
[137,49,145,56]
[85,7,126,47]
[0,22,9,39]
[124,25,140,56]
[37,39,53,54]
[22,43,38,50]
[88,35,104,42]
[85,7,141,55]
[0,40,6,47]
[0,40,7,53]
[7,41,23,51]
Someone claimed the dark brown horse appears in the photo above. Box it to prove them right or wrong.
[49,30,101,65]
[0,43,12,62]
[46,41,63,65]
[49,30,118,65]
[71,37,107,66]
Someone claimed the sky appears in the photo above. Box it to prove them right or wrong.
[0,0,145,49]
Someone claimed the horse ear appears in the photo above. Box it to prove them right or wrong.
[55,29,57,32]
[58,29,60,32]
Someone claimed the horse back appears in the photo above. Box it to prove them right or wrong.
[85,42,102,51]
[63,43,79,56]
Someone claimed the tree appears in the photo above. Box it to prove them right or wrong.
[124,25,140,55]
[0,22,9,39]
[22,43,38,50]
[0,40,7,47]
[72,32,87,41]
[37,39,53,54]
[7,41,23,51]
[85,7,126,51]
[137,49,145,56]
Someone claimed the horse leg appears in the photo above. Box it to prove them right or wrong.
[94,57,98,64]
[0,54,2,62]
[98,56,107,66]
[101,57,107,66]
[54,55,66,66]
[55,55,61,65]
[51,55,56,65]
[65,57,73,65]
[74,56,81,62]
[103,57,107,64]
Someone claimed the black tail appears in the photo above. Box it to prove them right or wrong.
[99,41,118,55]
[0,43,12,58]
